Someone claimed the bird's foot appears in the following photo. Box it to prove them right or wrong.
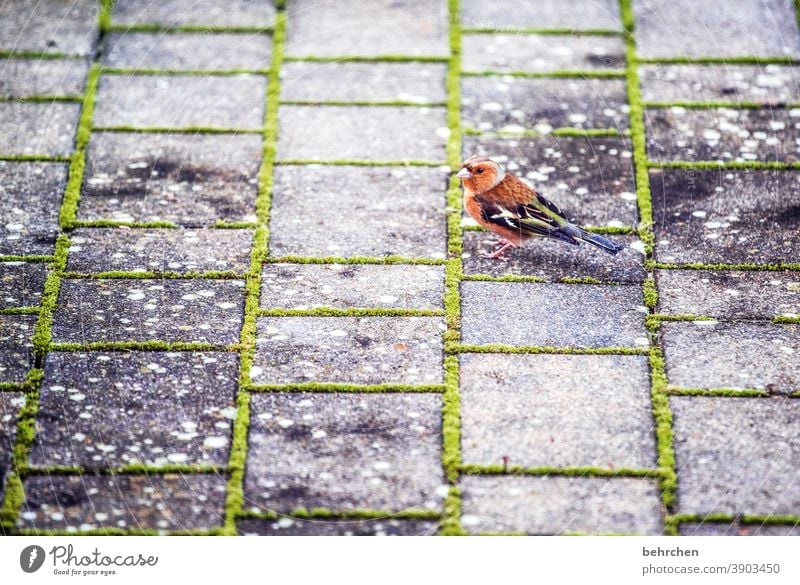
[481,242,514,261]
[490,237,510,249]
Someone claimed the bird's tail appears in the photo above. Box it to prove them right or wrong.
[572,227,625,255]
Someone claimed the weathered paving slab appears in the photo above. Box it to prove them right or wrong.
[277,106,447,161]
[0,58,89,98]
[0,262,48,308]
[679,523,800,536]
[112,0,276,28]
[19,474,227,532]
[634,0,800,59]
[646,107,800,163]
[104,33,272,71]
[52,279,245,345]
[252,317,444,385]
[79,132,262,225]
[0,103,80,156]
[651,169,800,265]
[0,315,35,383]
[460,476,663,534]
[67,228,253,274]
[260,264,445,310]
[461,0,622,30]
[460,354,656,469]
[269,166,447,259]
[280,62,447,104]
[462,34,625,73]
[238,518,438,536]
[0,161,68,257]
[93,75,266,129]
[244,393,445,512]
[656,269,800,319]
[461,282,648,347]
[286,0,448,58]
[463,135,638,228]
[672,396,800,516]
[661,322,800,393]
[0,392,24,502]
[0,0,98,56]
[31,352,238,468]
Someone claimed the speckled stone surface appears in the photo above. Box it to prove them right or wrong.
[0,0,98,55]
[661,322,800,393]
[66,228,253,274]
[280,62,447,104]
[651,169,800,265]
[277,106,447,161]
[672,397,800,515]
[0,102,80,156]
[286,0,448,58]
[656,269,800,319]
[104,33,272,71]
[460,354,656,469]
[79,132,261,225]
[19,474,227,531]
[260,264,445,310]
[645,107,800,163]
[0,315,35,383]
[112,0,276,27]
[0,392,24,503]
[463,135,638,228]
[679,523,800,536]
[52,279,245,345]
[462,34,625,73]
[633,0,800,58]
[238,518,438,536]
[93,75,266,129]
[0,161,68,257]
[244,393,445,512]
[31,352,237,468]
[0,262,48,308]
[269,166,447,258]
[252,317,445,385]
[639,64,800,105]
[461,282,648,347]
[461,0,623,30]
[460,476,663,534]
[0,58,88,98]
[462,77,628,133]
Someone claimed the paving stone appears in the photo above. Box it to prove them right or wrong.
[286,0,448,58]
[277,106,447,161]
[462,77,628,133]
[0,315,35,383]
[31,352,238,469]
[462,34,625,73]
[269,165,447,258]
[0,161,68,257]
[0,392,24,502]
[463,135,638,227]
[0,58,89,98]
[461,282,648,347]
[93,75,266,129]
[634,0,800,59]
[639,64,800,105]
[460,476,663,534]
[460,354,656,469]
[651,169,800,265]
[645,107,800,163]
[656,269,800,319]
[661,322,800,393]
[0,262,47,308]
[238,518,438,536]
[280,62,447,104]
[679,523,800,536]
[52,279,245,345]
[0,0,98,56]
[671,396,800,515]
[260,264,445,310]
[103,33,271,71]
[67,228,253,274]
[244,393,445,512]
[112,0,276,28]
[79,132,262,225]
[461,0,622,30]
[0,102,80,156]
[19,474,227,531]
[252,317,444,385]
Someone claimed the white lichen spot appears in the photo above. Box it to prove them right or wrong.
[203,436,228,449]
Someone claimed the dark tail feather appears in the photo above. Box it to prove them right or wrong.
[573,228,625,255]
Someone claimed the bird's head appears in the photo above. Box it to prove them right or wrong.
[456,155,506,194]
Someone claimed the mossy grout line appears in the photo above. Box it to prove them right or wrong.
[105,24,274,34]
[460,464,664,479]
[461,69,626,78]
[264,255,446,266]
[667,513,800,526]
[463,126,625,138]
[450,343,649,355]
[0,307,40,315]
[71,219,178,228]
[654,262,800,271]
[461,274,640,285]
[638,56,800,65]
[237,508,441,521]
[0,50,86,60]
[257,308,445,317]
[649,160,800,170]
[666,387,773,398]
[11,527,227,536]
[283,55,449,64]
[20,464,225,477]
[0,255,55,263]
[247,383,446,393]
[279,99,447,107]
[61,270,244,280]
[275,158,447,166]
[49,341,239,352]
[0,95,84,103]
[100,67,271,76]
[644,101,793,109]
[92,125,263,135]
[460,27,624,36]
[0,154,72,163]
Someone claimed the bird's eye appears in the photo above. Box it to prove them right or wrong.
[476,167,484,174]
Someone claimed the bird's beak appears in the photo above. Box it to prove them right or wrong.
[456,167,471,179]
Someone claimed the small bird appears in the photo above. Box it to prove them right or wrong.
[456,155,625,260]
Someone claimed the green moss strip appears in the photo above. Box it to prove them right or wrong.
[463,126,624,138]
[0,255,55,263]
[460,464,663,478]
[450,343,649,355]
[774,315,800,324]
[649,160,800,170]
[238,508,440,521]
[0,95,84,103]
[62,270,243,280]
[0,307,40,315]
[50,341,237,352]
[14,527,225,536]
[93,125,263,135]
[654,261,800,271]
[644,101,769,109]
[283,55,450,64]
[666,387,770,397]
[276,158,447,166]
[0,154,72,162]
[257,308,445,317]
[638,56,800,65]
[105,23,274,34]
[0,50,82,60]
[280,99,447,107]
[248,382,445,393]
[215,220,259,229]
[71,219,178,228]
[668,513,800,526]
[462,69,626,78]
[21,464,224,476]
[265,255,446,266]
[461,27,623,36]
[101,67,271,76]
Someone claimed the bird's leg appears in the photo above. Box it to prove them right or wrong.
[482,241,514,260]
[490,237,510,249]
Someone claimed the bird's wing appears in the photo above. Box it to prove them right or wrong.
[475,195,579,244]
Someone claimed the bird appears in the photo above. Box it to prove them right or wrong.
[456,155,625,260]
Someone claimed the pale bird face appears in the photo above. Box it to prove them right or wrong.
[456,156,505,194]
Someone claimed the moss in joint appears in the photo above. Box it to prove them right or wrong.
[449,343,649,355]
[248,383,445,393]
